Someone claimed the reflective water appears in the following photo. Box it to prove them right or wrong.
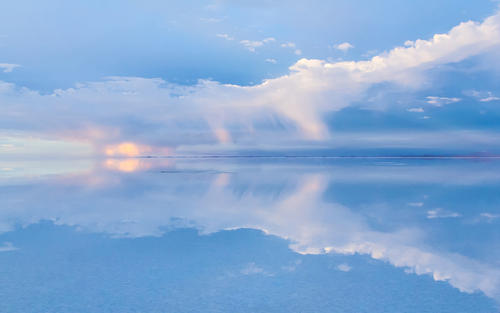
[1,157,500,312]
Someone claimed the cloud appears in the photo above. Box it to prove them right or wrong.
[480,213,500,222]
[408,202,424,207]
[200,17,223,23]
[265,58,277,64]
[407,108,424,113]
[280,41,301,55]
[0,63,20,73]
[216,33,234,40]
[239,37,275,52]
[240,262,270,275]
[280,42,296,48]
[467,90,500,102]
[427,208,462,219]
[0,242,18,252]
[2,11,500,149]
[334,42,354,52]
[480,96,500,102]
[3,160,500,300]
[426,96,461,106]
[336,263,352,272]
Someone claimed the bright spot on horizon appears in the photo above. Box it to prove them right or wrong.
[105,142,144,157]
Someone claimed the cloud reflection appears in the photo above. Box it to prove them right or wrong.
[1,158,500,300]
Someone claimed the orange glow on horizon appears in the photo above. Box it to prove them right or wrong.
[105,142,142,157]
[103,142,172,157]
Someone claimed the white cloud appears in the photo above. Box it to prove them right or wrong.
[282,259,302,272]
[426,96,461,106]
[480,96,500,102]
[280,41,301,55]
[480,213,500,221]
[469,90,500,102]
[216,33,234,40]
[262,37,276,43]
[239,37,275,52]
[407,108,424,113]
[265,58,277,64]
[280,42,296,48]
[334,42,354,52]
[336,263,352,272]
[0,63,20,73]
[427,208,462,219]
[1,11,500,146]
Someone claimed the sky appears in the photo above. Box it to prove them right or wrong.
[1,0,500,156]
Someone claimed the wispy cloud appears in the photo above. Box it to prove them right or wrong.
[480,212,500,222]
[200,17,223,23]
[426,96,461,107]
[240,262,272,276]
[280,41,301,55]
[467,90,500,102]
[0,63,20,73]
[427,208,462,219]
[239,37,275,52]
[408,202,424,207]
[407,108,424,113]
[0,242,18,252]
[336,263,352,272]
[216,33,234,41]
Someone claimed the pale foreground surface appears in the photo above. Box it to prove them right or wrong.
[1,157,499,312]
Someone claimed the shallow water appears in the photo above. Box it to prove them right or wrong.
[1,157,500,312]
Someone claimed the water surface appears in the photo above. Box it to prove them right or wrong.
[1,157,499,312]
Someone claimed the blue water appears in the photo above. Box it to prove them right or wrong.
[1,157,499,312]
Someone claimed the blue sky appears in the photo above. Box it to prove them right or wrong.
[1,0,500,156]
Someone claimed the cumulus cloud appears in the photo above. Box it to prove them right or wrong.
[334,42,354,52]
[0,63,20,73]
[1,11,500,151]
